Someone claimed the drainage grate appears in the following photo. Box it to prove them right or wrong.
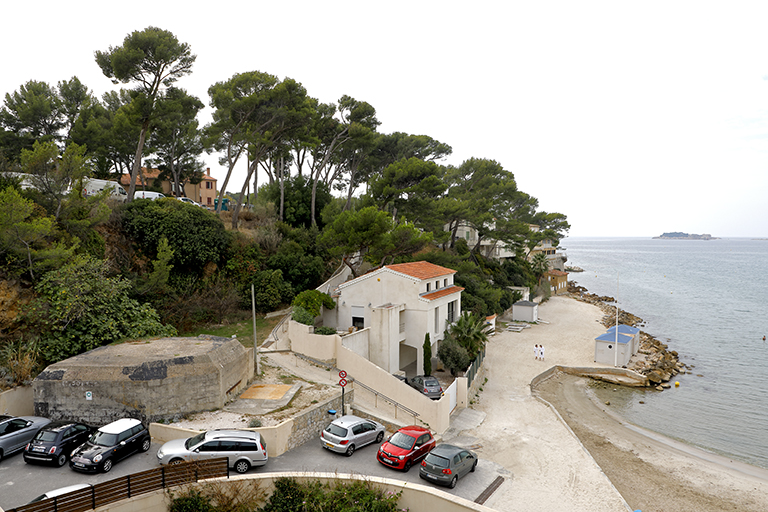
[475,475,504,505]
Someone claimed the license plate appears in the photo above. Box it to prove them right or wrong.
[324,442,333,448]
[382,457,393,463]
[74,462,85,467]
[33,446,45,452]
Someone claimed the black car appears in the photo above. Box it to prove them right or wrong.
[24,421,94,467]
[70,418,151,473]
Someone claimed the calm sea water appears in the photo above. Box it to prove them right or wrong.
[563,237,768,469]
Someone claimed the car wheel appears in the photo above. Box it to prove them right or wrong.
[102,458,113,473]
[376,432,384,443]
[449,475,458,488]
[140,438,151,452]
[169,458,184,465]
[404,460,412,472]
[234,460,250,474]
[56,453,68,467]
[471,460,477,472]
[345,444,355,457]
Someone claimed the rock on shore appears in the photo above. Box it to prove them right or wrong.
[568,282,689,390]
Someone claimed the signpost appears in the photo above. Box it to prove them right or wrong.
[339,370,347,414]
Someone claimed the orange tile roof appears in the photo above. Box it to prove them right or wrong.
[422,286,464,301]
[547,270,568,276]
[386,261,456,280]
[119,167,216,185]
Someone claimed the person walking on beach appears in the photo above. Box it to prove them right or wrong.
[540,345,545,361]
[534,344,540,360]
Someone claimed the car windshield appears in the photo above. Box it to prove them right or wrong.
[423,377,440,387]
[425,453,450,468]
[90,431,118,447]
[388,432,416,450]
[34,430,58,442]
[186,432,207,450]
[325,424,348,438]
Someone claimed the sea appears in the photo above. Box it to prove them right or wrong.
[562,236,768,470]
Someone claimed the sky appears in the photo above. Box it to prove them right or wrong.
[3,1,768,237]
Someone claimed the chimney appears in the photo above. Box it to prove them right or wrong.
[206,167,211,176]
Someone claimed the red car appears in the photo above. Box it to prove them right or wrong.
[376,425,436,471]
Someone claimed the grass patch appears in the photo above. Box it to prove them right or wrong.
[180,313,283,349]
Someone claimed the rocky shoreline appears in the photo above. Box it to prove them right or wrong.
[567,282,691,390]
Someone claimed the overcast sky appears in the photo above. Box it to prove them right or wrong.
[3,1,768,237]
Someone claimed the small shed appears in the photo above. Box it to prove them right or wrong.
[512,300,538,323]
[594,332,633,366]
[607,324,641,355]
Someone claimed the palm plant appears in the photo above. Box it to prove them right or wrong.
[531,253,549,284]
[448,312,490,359]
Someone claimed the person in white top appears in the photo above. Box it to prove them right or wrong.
[540,345,545,361]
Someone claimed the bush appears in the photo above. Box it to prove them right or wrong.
[260,477,404,512]
[438,338,470,376]
[314,326,336,335]
[27,254,176,363]
[121,198,231,276]
[291,306,315,326]
[291,290,335,318]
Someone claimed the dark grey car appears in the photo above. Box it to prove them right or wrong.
[0,415,51,462]
[419,444,478,488]
[409,375,443,400]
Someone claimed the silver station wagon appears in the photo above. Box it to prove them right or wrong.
[156,429,268,474]
[320,415,385,456]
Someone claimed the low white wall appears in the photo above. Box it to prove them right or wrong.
[0,386,33,415]
[288,320,337,361]
[91,472,496,512]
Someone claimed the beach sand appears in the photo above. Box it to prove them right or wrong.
[476,295,768,512]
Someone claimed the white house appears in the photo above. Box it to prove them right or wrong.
[322,261,463,377]
[607,324,641,355]
[594,331,633,366]
[512,300,538,323]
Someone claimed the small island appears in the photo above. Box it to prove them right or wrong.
[653,232,718,240]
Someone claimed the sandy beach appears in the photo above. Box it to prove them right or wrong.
[476,295,768,512]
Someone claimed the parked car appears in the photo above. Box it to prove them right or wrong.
[24,421,94,467]
[134,190,165,200]
[156,429,268,474]
[376,425,436,471]
[70,418,150,473]
[409,375,444,400]
[27,484,91,504]
[177,196,202,207]
[320,415,385,456]
[419,444,478,488]
[0,415,51,462]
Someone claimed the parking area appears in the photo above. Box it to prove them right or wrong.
[1,431,509,510]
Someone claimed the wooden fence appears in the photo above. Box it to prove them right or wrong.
[7,458,229,512]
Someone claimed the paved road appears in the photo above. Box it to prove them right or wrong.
[0,442,161,510]
[1,434,508,510]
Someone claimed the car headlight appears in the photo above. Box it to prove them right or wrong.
[398,455,405,460]
[93,454,102,463]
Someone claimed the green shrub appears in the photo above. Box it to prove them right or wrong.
[314,326,336,335]
[291,306,315,326]
[168,488,215,512]
[438,338,470,376]
[423,333,432,376]
[260,477,404,512]
[291,289,335,318]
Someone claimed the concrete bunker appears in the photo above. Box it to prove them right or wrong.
[33,335,253,425]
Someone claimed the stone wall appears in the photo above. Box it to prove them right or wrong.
[286,390,352,451]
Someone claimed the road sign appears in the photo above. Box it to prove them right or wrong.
[339,370,347,379]
[339,378,347,387]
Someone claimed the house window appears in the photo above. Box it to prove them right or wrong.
[434,308,439,333]
[448,301,456,323]
[435,280,439,289]
[426,283,431,292]
[444,278,448,287]
[352,305,364,330]
[206,181,213,189]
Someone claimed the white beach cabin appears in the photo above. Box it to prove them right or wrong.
[512,300,538,323]
[607,324,641,355]
[594,332,633,366]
